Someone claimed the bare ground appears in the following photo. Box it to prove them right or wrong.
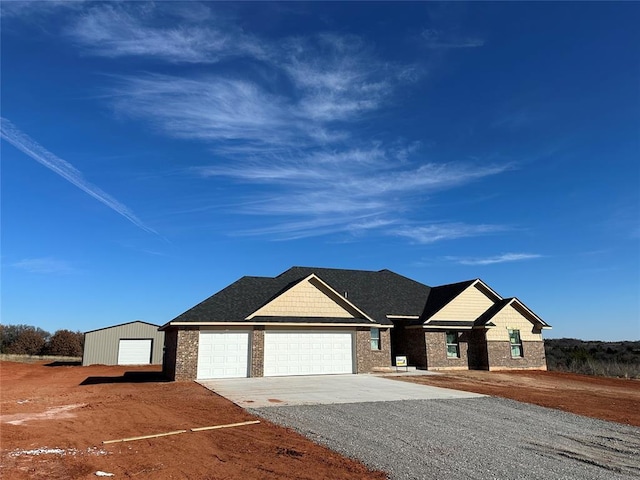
[3,362,639,479]
[390,369,640,427]
[0,361,386,480]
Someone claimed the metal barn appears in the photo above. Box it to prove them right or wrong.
[82,321,164,366]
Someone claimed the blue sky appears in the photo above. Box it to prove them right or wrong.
[1,2,638,341]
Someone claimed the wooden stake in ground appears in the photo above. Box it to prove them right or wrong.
[102,421,261,444]
[191,420,261,432]
[103,430,187,444]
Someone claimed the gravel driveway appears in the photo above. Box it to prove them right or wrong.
[253,397,640,480]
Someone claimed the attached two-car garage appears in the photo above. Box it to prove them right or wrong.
[196,329,355,379]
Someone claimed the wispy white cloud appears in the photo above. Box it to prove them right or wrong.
[395,223,507,244]
[0,118,156,235]
[12,257,75,274]
[67,4,408,142]
[12,3,506,243]
[234,213,393,241]
[0,0,84,19]
[195,147,511,238]
[280,33,398,122]
[109,75,298,148]
[68,4,261,63]
[445,253,543,265]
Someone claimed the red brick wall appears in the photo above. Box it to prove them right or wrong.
[425,331,469,369]
[250,328,264,377]
[486,340,547,370]
[174,328,199,380]
[355,327,391,372]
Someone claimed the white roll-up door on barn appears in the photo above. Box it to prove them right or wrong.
[117,339,152,365]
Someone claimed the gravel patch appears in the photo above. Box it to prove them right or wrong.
[253,397,640,480]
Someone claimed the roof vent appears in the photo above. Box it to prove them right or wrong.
[344,291,348,298]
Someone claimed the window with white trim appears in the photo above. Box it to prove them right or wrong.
[509,329,523,357]
[370,328,381,350]
[446,331,460,358]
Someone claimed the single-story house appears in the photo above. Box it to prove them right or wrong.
[161,267,551,381]
[83,321,164,366]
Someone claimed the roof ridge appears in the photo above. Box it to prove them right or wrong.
[431,278,477,289]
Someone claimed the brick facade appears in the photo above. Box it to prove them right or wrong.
[486,340,547,370]
[173,328,199,381]
[394,327,427,369]
[250,327,264,377]
[425,331,470,370]
[164,324,547,380]
[399,328,547,371]
[165,326,390,380]
[355,327,391,373]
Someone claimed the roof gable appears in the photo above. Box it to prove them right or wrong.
[276,267,431,322]
[84,320,160,334]
[475,297,551,329]
[422,279,501,323]
[246,274,371,321]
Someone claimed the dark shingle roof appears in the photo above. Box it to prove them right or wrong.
[420,279,477,321]
[423,320,496,328]
[169,266,431,326]
[473,298,513,326]
[250,316,374,324]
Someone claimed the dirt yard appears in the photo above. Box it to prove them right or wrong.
[392,369,640,427]
[3,364,639,480]
[0,362,386,480]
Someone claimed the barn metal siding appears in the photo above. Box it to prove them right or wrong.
[82,321,165,366]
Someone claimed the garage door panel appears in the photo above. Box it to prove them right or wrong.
[197,331,250,379]
[118,339,152,365]
[264,330,354,377]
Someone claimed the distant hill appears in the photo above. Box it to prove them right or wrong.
[545,338,640,379]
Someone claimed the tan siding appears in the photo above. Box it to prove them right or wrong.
[430,284,494,321]
[486,304,542,342]
[251,278,358,318]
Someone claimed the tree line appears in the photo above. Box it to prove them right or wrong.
[545,338,640,379]
[0,324,84,357]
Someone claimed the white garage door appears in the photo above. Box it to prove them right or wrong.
[117,339,152,365]
[197,331,250,379]
[264,330,354,377]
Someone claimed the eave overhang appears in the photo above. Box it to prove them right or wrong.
[160,321,389,329]
[406,321,496,330]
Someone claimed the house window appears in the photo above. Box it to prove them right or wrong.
[370,328,381,350]
[446,331,459,358]
[509,329,523,357]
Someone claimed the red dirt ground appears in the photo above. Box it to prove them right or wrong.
[3,363,638,479]
[392,369,640,427]
[0,362,386,480]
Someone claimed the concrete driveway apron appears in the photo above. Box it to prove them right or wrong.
[198,374,483,408]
